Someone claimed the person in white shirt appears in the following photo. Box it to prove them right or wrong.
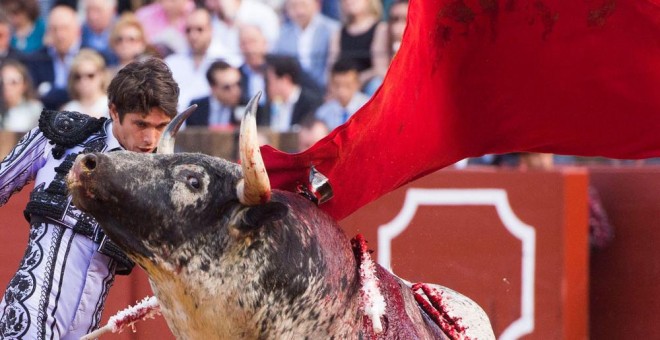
[0,60,42,132]
[205,0,280,66]
[274,0,339,89]
[165,7,223,112]
[316,58,369,130]
[62,49,109,118]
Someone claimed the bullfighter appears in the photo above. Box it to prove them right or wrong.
[0,57,180,339]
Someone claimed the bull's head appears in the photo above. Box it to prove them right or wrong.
[67,93,286,267]
[68,95,360,338]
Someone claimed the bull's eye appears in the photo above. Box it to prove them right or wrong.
[187,175,201,189]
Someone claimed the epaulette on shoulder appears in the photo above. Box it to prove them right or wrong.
[39,110,107,159]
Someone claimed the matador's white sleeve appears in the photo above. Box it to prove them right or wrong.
[0,128,50,206]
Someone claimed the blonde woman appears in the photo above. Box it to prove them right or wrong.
[0,60,43,132]
[109,13,155,75]
[328,0,389,96]
[61,49,109,118]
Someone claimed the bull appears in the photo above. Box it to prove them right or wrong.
[68,95,495,339]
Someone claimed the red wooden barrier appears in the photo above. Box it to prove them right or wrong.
[0,168,594,339]
[589,166,660,340]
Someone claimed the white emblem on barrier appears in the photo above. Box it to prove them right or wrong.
[377,188,536,340]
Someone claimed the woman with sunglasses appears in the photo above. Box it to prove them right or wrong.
[61,49,109,118]
[0,59,42,132]
[108,13,156,75]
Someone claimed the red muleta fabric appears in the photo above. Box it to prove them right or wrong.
[261,0,660,221]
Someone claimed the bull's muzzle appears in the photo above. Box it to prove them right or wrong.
[68,154,98,185]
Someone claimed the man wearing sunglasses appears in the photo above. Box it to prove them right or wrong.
[165,7,224,112]
[188,60,243,129]
[0,57,179,339]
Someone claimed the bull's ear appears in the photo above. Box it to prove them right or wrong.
[241,202,288,230]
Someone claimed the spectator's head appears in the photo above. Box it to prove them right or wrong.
[519,153,554,170]
[329,59,360,107]
[67,49,107,101]
[285,0,320,29]
[388,0,408,55]
[84,0,117,34]
[340,0,382,23]
[45,6,81,56]
[205,0,241,21]
[297,117,329,151]
[206,60,242,107]
[265,54,302,101]
[1,0,39,30]
[108,57,180,152]
[1,59,36,108]
[0,9,10,53]
[159,0,190,18]
[185,7,213,56]
[239,24,269,69]
[110,13,148,65]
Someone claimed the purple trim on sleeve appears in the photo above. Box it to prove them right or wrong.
[0,129,48,206]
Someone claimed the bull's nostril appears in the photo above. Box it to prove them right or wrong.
[82,154,98,171]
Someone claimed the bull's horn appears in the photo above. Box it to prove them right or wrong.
[237,92,271,205]
[156,104,198,154]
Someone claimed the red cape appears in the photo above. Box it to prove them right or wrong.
[262,0,660,221]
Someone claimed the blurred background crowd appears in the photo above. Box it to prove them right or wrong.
[0,0,410,152]
[0,0,654,167]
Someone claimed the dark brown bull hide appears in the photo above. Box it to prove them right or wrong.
[68,151,494,339]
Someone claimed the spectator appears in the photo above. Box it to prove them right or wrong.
[108,12,154,75]
[254,0,285,15]
[0,9,22,65]
[2,0,45,54]
[0,59,42,131]
[135,0,194,56]
[165,7,222,112]
[61,49,109,118]
[274,0,339,90]
[239,24,322,113]
[328,0,388,96]
[81,0,118,66]
[205,0,280,66]
[297,116,329,151]
[0,57,180,339]
[316,58,369,130]
[238,24,269,109]
[188,60,242,129]
[387,0,408,59]
[263,54,323,132]
[22,5,81,110]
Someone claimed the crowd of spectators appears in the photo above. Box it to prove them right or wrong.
[0,0,650,167]
[0,0,411,152]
